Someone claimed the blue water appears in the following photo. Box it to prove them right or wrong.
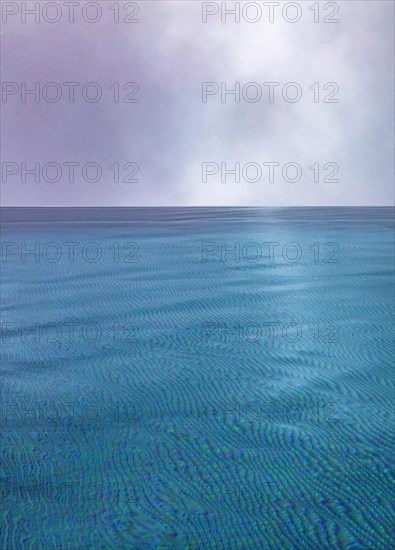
[1,207,394,549]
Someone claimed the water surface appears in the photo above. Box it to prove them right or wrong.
[1,207,394,548]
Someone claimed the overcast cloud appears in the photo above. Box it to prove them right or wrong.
[1,0,394,206]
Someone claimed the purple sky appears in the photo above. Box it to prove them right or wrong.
[1,0,394,206]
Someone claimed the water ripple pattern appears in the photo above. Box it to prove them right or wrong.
[1,207,394,549]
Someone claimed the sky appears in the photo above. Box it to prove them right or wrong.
[1,0,394,206]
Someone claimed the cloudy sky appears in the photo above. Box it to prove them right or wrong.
[1,0,394,206]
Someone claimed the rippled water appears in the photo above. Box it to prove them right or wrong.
[1,207,394,549]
